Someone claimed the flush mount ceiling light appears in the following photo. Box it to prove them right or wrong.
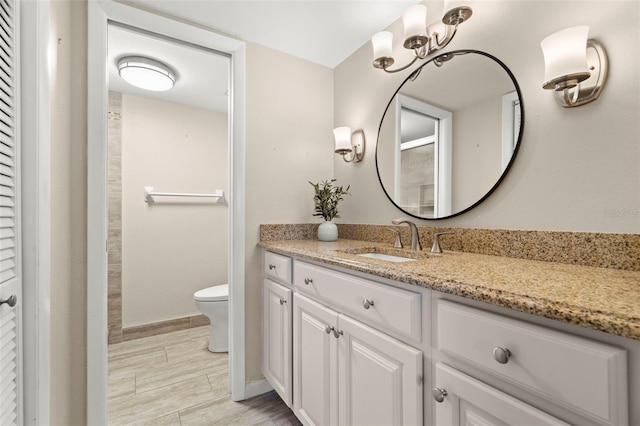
[117,56,176,91]
[540,26,608,108]
[371,1,472,74]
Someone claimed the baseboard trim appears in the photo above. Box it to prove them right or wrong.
[120,314,209,342]
[243,378,273,400]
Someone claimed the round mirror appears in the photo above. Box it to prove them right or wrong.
[376,50,524,219]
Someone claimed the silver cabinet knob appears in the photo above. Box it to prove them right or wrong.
[268,264,276,270]
[304,278,313,285]
[362,299,375,309]
[324,325,343,338]
[0,295,16,308]
[432,387,447,403]
[492,347,511,364]
[279,298,287,305]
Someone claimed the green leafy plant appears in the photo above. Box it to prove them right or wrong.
[309,179,351,221]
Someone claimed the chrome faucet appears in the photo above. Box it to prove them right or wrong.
[431,232,453,253]
[391,218,421,250]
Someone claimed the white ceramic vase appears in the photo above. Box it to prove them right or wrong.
[317,221,338,242]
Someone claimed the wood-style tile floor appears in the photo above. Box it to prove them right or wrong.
[108,326,301,425]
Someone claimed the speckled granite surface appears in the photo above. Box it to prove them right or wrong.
[258,238,640,341]
[260,224,640,271]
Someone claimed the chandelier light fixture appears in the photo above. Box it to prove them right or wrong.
[371,1,473,73]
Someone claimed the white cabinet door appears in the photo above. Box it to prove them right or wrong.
[263,279,292,406]
[293,293,339,426]
[433,363,569,426]
[338,315,423,426]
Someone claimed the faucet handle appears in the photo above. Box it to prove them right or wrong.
[388,228,403,248]
[431,232,453,253]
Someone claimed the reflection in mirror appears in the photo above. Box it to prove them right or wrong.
[376,50,523,219]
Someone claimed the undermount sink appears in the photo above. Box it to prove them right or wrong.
[336,246,431,263]
[356,252,416,263]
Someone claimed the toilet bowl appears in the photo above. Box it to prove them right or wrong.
[194,284,228,352]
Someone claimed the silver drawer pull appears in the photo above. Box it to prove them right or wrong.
[268,264,276,270]
[325,325,333,334]
[492,347,511,364]
[0,295,16,308]
[304,277,313,285]
[279,298,287,305]
[432,387,447,403]
[362,299,374,310]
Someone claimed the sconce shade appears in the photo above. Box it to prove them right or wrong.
[443,0,472,24]
[403,5,428,48]
[541,26,591,90]
[372,31,394,63]
[426,22,445,39]
[118,56,176,91]
[444,0,466,10]
[333,127,353,154]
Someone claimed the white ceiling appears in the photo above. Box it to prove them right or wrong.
[127,0,418,68]
[108,24,231,112]
[108,0,417,111]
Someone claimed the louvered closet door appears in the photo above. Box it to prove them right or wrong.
[0,0,21,425]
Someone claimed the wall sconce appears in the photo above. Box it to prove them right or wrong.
[540,26,608,108]
[334,127,365,163]
[371,2,472,73]
[118,56,176,91]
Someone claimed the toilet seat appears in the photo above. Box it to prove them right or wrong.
[194,284,228,302]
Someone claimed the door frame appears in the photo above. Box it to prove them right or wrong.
[87,2,246,423]
[20,0,51,424]
[395,94,452,217]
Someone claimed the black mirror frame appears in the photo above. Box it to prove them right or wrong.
[375,49,525,220]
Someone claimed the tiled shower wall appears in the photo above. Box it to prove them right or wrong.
[108,92,123,344]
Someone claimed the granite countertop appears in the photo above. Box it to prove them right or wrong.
[258,239,640,341]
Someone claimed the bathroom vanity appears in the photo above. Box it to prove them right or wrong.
[260,239,640,426]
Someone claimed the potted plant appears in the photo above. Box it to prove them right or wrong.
[309,179,350,241]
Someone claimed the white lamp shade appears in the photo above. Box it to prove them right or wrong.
[333,127,352,153]
[426,22,446,39]
[444,0,467,13]
[403,4,427,40]
[541,26,591,89]
[118,56,176,92]
[372,31,393,60]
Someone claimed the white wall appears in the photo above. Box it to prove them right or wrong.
[335,0,640,233]
[49,1,87,424]
[120,94,228,327]
[452,96,503,212]
[244,42,334,381]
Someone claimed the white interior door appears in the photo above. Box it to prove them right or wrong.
[0,0,23,424]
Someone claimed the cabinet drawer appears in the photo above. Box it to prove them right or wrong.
[264,251,292,285]
[294,261,421,342]
[434,363,569,426]
[437,300,627,425]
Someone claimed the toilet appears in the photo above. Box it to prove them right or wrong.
[193,284,229,352]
